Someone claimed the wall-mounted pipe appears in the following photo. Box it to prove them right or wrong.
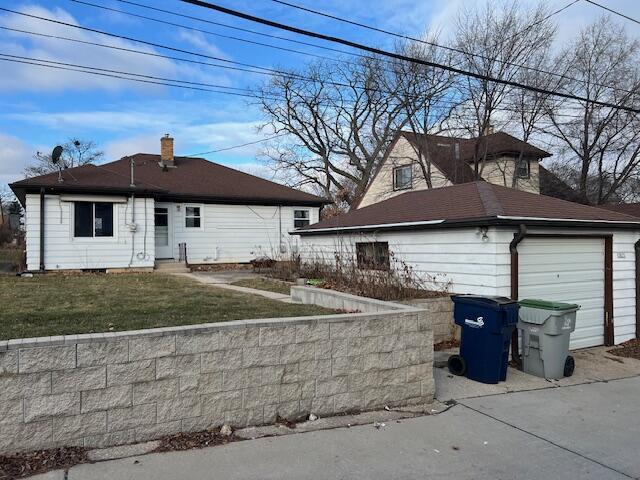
[509,224,527,365]
[635,238,640,339]
[39,187,45,271]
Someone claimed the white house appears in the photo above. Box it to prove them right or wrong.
[10,135,326,271]
[294,182,640,350]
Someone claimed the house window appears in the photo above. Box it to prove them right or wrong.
[185,206,201,228]
[356,242,390,271]
[515,158,530,178]
[393,165,412,190]
[74,202,113,238]
[294,209,310,229]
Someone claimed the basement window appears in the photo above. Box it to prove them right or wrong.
[356,242,390,271]
[393,165,412,190]
[185,206,202,228]
[74,202,113,238]
[515,158,530,178]
[294,209,310,229]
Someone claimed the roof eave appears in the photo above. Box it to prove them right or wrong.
[294,216,640,236]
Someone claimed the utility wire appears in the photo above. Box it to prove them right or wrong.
[185,134,288,156]
[69,0,349,64]
[111,0,362,59]
[0,12,596,113]
[583,0,640,26]
[178,0,640,113]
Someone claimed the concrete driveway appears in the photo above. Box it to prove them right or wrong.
[48,375,639,480]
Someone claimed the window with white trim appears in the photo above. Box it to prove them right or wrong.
[515,158,530,178]
[294,209,310,229]
[185,206,202,228]
[74,202,114,238]
[393,165,412,190]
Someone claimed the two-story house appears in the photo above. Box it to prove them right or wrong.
[357,130,576,208]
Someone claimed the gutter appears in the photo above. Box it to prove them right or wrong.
[39,187,45,272]
[290,219,445,235]
[636,238,640,339]
[509,224,527,366]
[496,215,640,225]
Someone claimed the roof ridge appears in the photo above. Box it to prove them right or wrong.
[475,182,504,216]
[97,160,166,191]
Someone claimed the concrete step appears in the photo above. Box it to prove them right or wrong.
[154,262,190,273]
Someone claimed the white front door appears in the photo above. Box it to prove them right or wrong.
[518,237,606,349]
[154,204,173,259]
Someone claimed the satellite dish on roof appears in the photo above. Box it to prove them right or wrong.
[52,145,64,183]
[51,145,64,165]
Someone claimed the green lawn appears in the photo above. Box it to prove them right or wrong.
[0,273,333,340]
[231,277,292,295]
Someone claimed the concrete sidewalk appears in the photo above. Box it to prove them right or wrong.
[37,376,639,480]
[176,272,293,302]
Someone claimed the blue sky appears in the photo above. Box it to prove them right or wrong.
[1,0,638,187]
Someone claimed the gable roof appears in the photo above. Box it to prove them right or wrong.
[296,182,640,235]
[599,203,640,219]
[10,154,327,206]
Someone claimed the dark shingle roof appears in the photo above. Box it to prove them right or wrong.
[10,154,326,206]
[599,203,640,219]
[297,182,640,234]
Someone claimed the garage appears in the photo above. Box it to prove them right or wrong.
[294,182,640,349]
[518,236,608,349]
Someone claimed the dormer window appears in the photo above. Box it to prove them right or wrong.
[393,165,412,190]
[515,158,530,179]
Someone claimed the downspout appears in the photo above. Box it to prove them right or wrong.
[509,224,527,366]
[39,187,45,271]
[634,240,640,338]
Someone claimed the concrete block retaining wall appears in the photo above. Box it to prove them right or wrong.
[402,297,456,344]
[0,287,433,454]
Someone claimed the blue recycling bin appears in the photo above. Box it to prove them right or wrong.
[448,295,519,384]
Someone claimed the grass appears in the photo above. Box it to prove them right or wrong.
[0,273,334,341]
[231,277,292,295]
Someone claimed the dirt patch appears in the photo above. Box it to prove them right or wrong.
[154,428,241,453]
[608,338,640,360]
[434,339,460,352]
[0,446,87,479]
[190,263,252,272]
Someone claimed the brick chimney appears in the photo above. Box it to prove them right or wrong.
[160,134,174,167]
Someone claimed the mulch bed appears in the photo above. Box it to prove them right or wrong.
[434,339,460,352]
[0,446,87,480]
[154,429,240,453]
[608,338,640,360]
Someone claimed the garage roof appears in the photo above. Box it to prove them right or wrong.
[296,182,640,234]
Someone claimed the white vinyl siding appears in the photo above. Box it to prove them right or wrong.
[168,204,320,264]
[299,226,640,347]
[25,194,155,270]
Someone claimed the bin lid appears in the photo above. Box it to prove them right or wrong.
[452,295,518,310]
[519,298,579,311]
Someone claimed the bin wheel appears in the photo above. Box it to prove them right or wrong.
[448,355,466,376]
[564,355,575,377]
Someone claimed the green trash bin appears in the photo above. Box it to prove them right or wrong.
[518,299,580,379]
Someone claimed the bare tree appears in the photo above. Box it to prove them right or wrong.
[25,138,104,177]
[258,55,412,207]
[544,16,640,205]
[452,0,556,178]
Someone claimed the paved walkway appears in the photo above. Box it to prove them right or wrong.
[176,272,293,303]
[41,376,640,480]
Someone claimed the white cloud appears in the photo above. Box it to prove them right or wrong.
[0,133,36,185]
[0,5,178,92]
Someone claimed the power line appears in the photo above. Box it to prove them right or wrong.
[69,0,348,64]
[0,10,598,114]
[178,0,640,113]
[583,0,640,26]
[185,134,288,156]
[270,0,632,96]
[112,0,363,59]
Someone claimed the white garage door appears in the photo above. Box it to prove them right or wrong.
[518,237,605,349]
